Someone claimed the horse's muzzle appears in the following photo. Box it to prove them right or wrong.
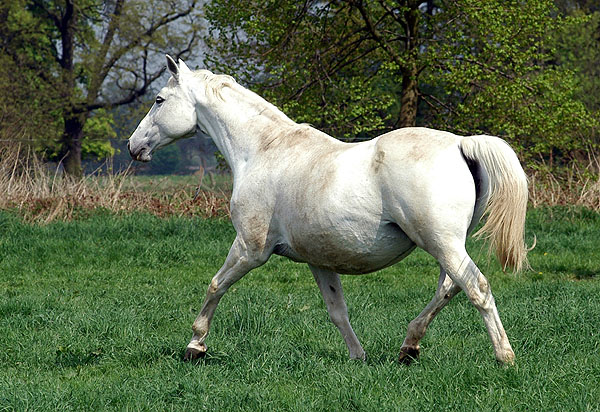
[128,140,152,162]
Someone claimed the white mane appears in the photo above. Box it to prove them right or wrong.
[191,69,296,125]
[192,70,236,101]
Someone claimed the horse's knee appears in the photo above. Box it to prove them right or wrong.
[328,310,347,327]
[208,278,219,294]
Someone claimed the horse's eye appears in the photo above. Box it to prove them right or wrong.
[155,96,165,104]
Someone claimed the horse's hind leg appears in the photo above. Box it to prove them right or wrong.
[309,265,366,360]
[438,249,515,364]
[184,235,266,361]
[398,266,461,364]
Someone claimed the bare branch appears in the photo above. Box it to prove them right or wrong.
[80,65,166,112]
[175,27,199,62]
[346,0,406,69]
[86,0,125,101]
[454,56,536,93]
[287,43,380,101]
[95,1,198,98]
[421,92,457,116]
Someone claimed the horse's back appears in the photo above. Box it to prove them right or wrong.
[372,127,463,168]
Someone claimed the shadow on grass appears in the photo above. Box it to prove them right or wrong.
[55,346,103,368]
[554,264,598,280]
[182,350,230,366]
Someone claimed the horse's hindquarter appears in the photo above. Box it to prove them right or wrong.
[373,129,478,250]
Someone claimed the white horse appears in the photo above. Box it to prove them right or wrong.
[128,55,529,365]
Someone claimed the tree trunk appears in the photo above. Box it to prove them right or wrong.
[398,2,420,128]
[62,113,85,178]
[398,66,419,127]
[58,0,84,177]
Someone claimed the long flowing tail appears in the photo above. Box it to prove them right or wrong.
[460,135,530,272]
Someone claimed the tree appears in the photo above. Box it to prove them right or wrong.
[553,2,600,115]
[420,1,598,166]
[203,0,598,168]
[2,0,203,177]
[0,0,61,150]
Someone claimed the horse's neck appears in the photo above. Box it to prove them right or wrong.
[193,82,297,176]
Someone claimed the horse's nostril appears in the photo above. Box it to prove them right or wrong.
[127,141,136,159]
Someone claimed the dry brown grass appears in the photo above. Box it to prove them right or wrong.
[2,141,599,224]
[0,143,230,223]
[528,157,600,210]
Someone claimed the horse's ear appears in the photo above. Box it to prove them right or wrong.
[166,54,179,82]
[178,59,193,76]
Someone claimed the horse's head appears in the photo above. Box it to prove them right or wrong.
[128,55,197,162]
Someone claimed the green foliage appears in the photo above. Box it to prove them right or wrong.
[34,109,118,162]
[552,9,600,113]
[204,0,599,170]
[0,0,61,146]
[0,209,599,410]
[205,0,395,138]
[81,109,117,160]
[424,0,599,166]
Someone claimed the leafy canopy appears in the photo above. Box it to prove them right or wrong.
[204,0,599,168]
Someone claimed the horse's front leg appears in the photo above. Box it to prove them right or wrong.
[184,235,266,361]
[309,265,366,361]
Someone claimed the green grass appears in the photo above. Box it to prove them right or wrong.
[0,208,599,411]
[121,173,233,193]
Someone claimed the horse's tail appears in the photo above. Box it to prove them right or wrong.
[460,135,530,273]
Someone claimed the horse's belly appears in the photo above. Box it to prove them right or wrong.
[278,221,415,274]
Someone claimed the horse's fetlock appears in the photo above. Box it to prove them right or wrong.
[408,318,425,334]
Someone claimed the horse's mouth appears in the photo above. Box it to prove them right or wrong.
[128,141,152,162]
[135,151,152,162]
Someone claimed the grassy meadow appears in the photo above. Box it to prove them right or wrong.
[0,206,599,411]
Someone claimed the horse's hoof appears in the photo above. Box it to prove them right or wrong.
[398,347,419,365]
[350,351,367,362]
[183,343,207,362]
[496,352,516,367]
